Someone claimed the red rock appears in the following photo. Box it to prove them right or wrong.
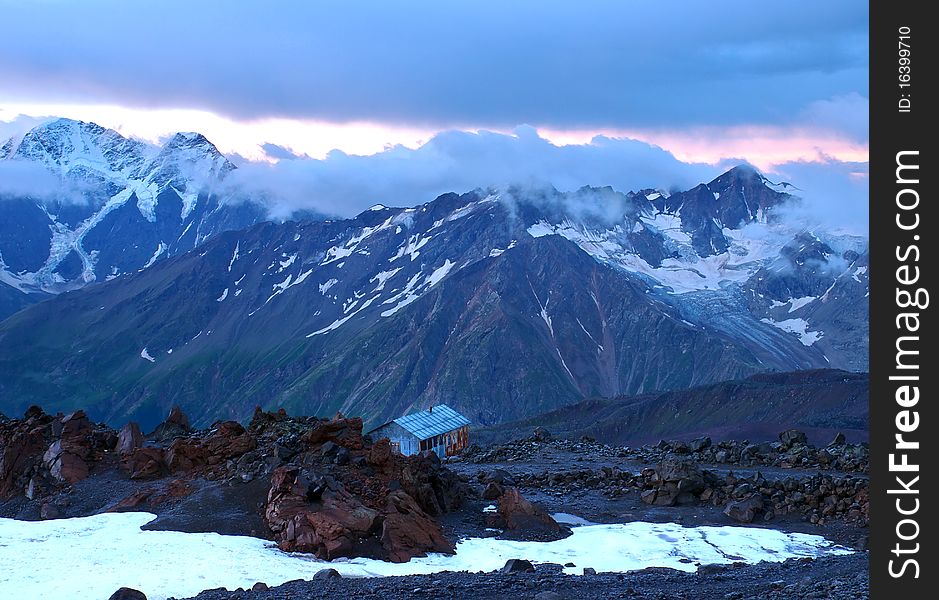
[203,421,257,460]
[121,447,166,479]
[381,490,453,562]
[265,466,381,560]
[117,423,144,455]
[109,489,155,510]
[0,426,48,498]
[167,407,190,429]
[367,437,393,469]
[301,417,365,450]
[164,439,208,472]
[148,407,192,441]
[494,487,562,534]
[49,451,90,484]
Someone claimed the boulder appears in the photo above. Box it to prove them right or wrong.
[723,495,765,523]
[165,439,209,472]
[532,427,552,442]
[265,466,379,560]
[689,436,712,453]
[829,432,847,446]
[0,422,48,499]
[654,458,706,494]
[251,582,269,591]
[493,487,563,537]
[641,457,706,506]
[502,558,535,573]
[482,481,504,500]
[301,416,365,450]
[381,490,454,562]
[485,468,515,487]
[121,447,166,480]
[313,568,342,580]
[148,407,192,441]
[108,588,147,600]
[117,423,144,455]
[779,429,808,448]
[49,451,90,484]
[167,406,190,429]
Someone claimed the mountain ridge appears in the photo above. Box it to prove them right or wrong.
[0,166,868,429]
[0,118,265,316]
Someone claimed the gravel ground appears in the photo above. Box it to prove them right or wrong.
[177,553,868,600]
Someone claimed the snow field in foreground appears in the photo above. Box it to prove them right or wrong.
[0,512,851,600]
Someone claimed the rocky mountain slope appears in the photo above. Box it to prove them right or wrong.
[0,164,868,429]
[473,369,869,447]
[0,118,266,318]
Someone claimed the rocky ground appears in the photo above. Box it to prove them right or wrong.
[176,553,868,600]
[449,430,869,548]
[1,409,869,599]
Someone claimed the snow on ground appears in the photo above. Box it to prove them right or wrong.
[526,218,786,294]
[142,242,167,269]
[228,243,240,272]
[0,513,850,600]
[786,296,817,313]
[761,317,823,346]
[551,513,598,526]
[319,278,339,295]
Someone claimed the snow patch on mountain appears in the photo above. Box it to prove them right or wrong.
[761,317,822,346]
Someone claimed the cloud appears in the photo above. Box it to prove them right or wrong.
[796,93,869,142]
[222,127,720,219]
[1,0,867,136]
[0,113,51,144]
[260,143,302,161]
[766,159,869,235]
[221,126,867,239]
[0,161,64,200]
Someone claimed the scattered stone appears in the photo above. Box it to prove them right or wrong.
[723,495,765,523]
[532,427,552,442]
[778,429,808,448]
[502,558,535,573]
[313,568,342,580]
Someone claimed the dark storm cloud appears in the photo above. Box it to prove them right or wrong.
[1,0,868,132]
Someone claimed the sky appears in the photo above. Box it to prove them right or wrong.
[0,0,869,230]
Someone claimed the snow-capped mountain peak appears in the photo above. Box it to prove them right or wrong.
[0,119,262,298]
